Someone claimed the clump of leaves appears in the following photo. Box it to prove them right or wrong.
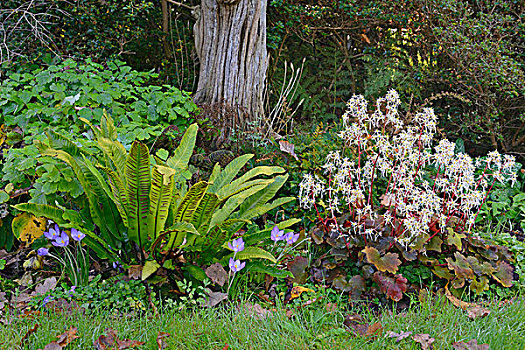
[298,91,518,302]
[30,275,151,313]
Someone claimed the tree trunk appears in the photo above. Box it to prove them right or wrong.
[194,0,267,128]
[161,0,171,59]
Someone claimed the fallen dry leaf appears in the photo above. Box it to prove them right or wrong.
[279,140,299,161]
[387,330,412,342]
[445,284,477,310]
[238,303,272,320]
[452,339,489,350]
[20,323,39,346]
[156,331,170,350]
[412,333,435,350]
[365,322,383,338]
[34,277,58,296]
[204,291,228,308]
[43,342,62,350]
[289,286,314,301]
[205,263,228,286]
[93,328,145,350]
[56,326,79,347]
[41,327,79,349]
[116,339,145,349]
[325,302,337,313]
[344,315,382,339]
[128,265,142,280]
[299,297,323,309]
[285,309,295,319]
[93,328,117,350]
[466,306,490,320]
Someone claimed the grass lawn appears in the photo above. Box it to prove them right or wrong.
[2,295,524,349]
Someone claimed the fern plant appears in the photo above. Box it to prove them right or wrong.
[16,112,296,278]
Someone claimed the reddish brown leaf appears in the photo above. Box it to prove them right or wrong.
[156,332,170,350]
[205,263,228,287]
[325,302,337,313]
[332,275,365,301]
[466,306,490,320]
[412,333,435,350]
[20,323,39,346]
[365,322,383,338]
[116,339,145,349]
[362,246,401,273]
[287,256,309,284]
[372,272,407,302]
[221,344,230,350]
[93,328,118,350]
[93,328,144,350]
[452,339,489,350]
[54,326,79,347]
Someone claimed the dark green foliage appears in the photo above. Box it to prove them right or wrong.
[267,0,525,158]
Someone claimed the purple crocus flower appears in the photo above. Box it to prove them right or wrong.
[229,257,245,273]
[270,225,285,242]
[52,232,69,247]
[43,295,53,306]
[70,228,85,241]
[37,247,49,256]
[44,224,61,240]
[68,285,76,297]
[284,232,300,245]
[227,237,245,254]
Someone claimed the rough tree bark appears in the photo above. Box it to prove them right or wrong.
[193,0,267,127]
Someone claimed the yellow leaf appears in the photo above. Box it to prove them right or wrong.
[142,260,160,281]
[12,213,47,244]
[290,286,314,301]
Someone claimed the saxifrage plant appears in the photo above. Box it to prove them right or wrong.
[299,91,519,301]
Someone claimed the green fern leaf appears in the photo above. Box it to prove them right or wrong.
[191,193,219,232]
[232,247,277,263]
[148,165,176,239]
[173,181,209,223]
[166,123,198,172]
[13,203,66,225]
[207,154,253,194]
[236,175,289,220]
[215,166,285,199]
[126,141,151,246]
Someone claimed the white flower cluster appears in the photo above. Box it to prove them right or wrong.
[299,90,517,248]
